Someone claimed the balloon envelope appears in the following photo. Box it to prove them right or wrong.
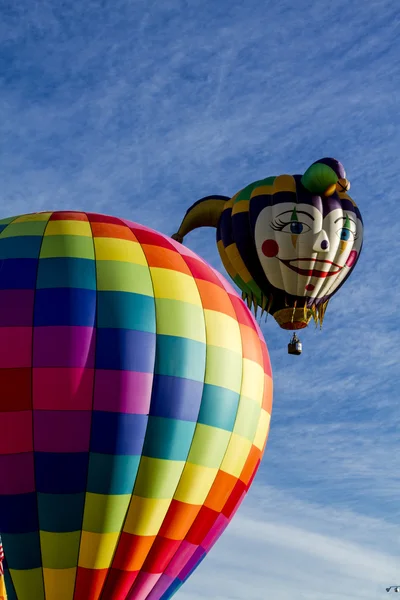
[0,211,273,600]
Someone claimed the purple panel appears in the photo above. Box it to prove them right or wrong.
[145,573,175,599]
[33,326,96,368]
[33,410,92,452]
[94,370,153,414]
[0,290,35,326]
[0,453,35,494]
[178,546,206,581]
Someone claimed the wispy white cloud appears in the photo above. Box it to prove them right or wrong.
[180,485,400,599]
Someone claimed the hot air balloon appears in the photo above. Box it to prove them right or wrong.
[0,211,273,600]
[172,158,363,337]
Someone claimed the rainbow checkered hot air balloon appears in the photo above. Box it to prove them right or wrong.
[0,211,273,600]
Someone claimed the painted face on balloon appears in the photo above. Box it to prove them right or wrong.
[254,202,363,298]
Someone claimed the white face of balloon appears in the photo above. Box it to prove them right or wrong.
[254,202,363,299]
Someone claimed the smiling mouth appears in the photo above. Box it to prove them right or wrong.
[278,258,344,277]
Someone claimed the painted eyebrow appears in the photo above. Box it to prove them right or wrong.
[334,216,357,225]
[275,210,315,221]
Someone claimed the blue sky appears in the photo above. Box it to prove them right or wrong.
[1,0,400,597]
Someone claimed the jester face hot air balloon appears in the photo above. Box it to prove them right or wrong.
[173,158,363,330]
[0,211,272,600]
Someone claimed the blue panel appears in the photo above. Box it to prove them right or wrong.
[97,291,156,332]
[160,579,183,600]
[197,384,240,432]
[36,257,97,289]
[35,452,89,493]
[37,492,85,532]
[1,531,42,570]
[34,288,96,326]
[0,493,38,533]
[95,328,156,372]
[0,258,38,289]
[142,416,196,461]
[90,412,148,455]
[150,375,203,422]
[87,453,141,494]
[0,236,42,259]
[155,335,206,381]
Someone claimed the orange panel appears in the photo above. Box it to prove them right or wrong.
[142,245,192,275]
[204,470,238,512]
[239,444,261,486]
[196,279,236,319]
[159,500,202,540]
[112,533,156,571]
[239,324,263,364]
[90,222,137,241]
[262,375,273,413]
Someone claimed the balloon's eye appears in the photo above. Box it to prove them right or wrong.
[290,222,303,234]
[270,220,311,234]
[337,227,355,242]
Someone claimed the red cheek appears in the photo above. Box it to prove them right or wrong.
[346,250,358,267]
[262,239,279,257]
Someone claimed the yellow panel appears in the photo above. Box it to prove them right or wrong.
[78,531,119,569]
[241,358,264,405]
[222,197,234,210]
[94,237,148,265]
[174,462,218,505]
[123,496,171,536]
[43,568,76,600]
[150,267,202,306]
[232,200,250,215]
[253,409,271,450]
[225,244,252,283]
[220,433,252,478]
[13,212,53,222]
[217,240,237,281]
[273,174,296,193]
[204,310,242,353]
[250,185,274,198]
[44,220,92,237]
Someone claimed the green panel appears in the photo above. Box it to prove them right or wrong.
[40,235,95,259]
[187,423,231,468]
[155,298,206,343]
[204,345,242,393]
[8,568,45,600]
[96,261,154,295]
[0,221,48,237]
[133,457,185,499]
[82,493,132,533]
[40,530,80,569]
[233,396,261,441]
